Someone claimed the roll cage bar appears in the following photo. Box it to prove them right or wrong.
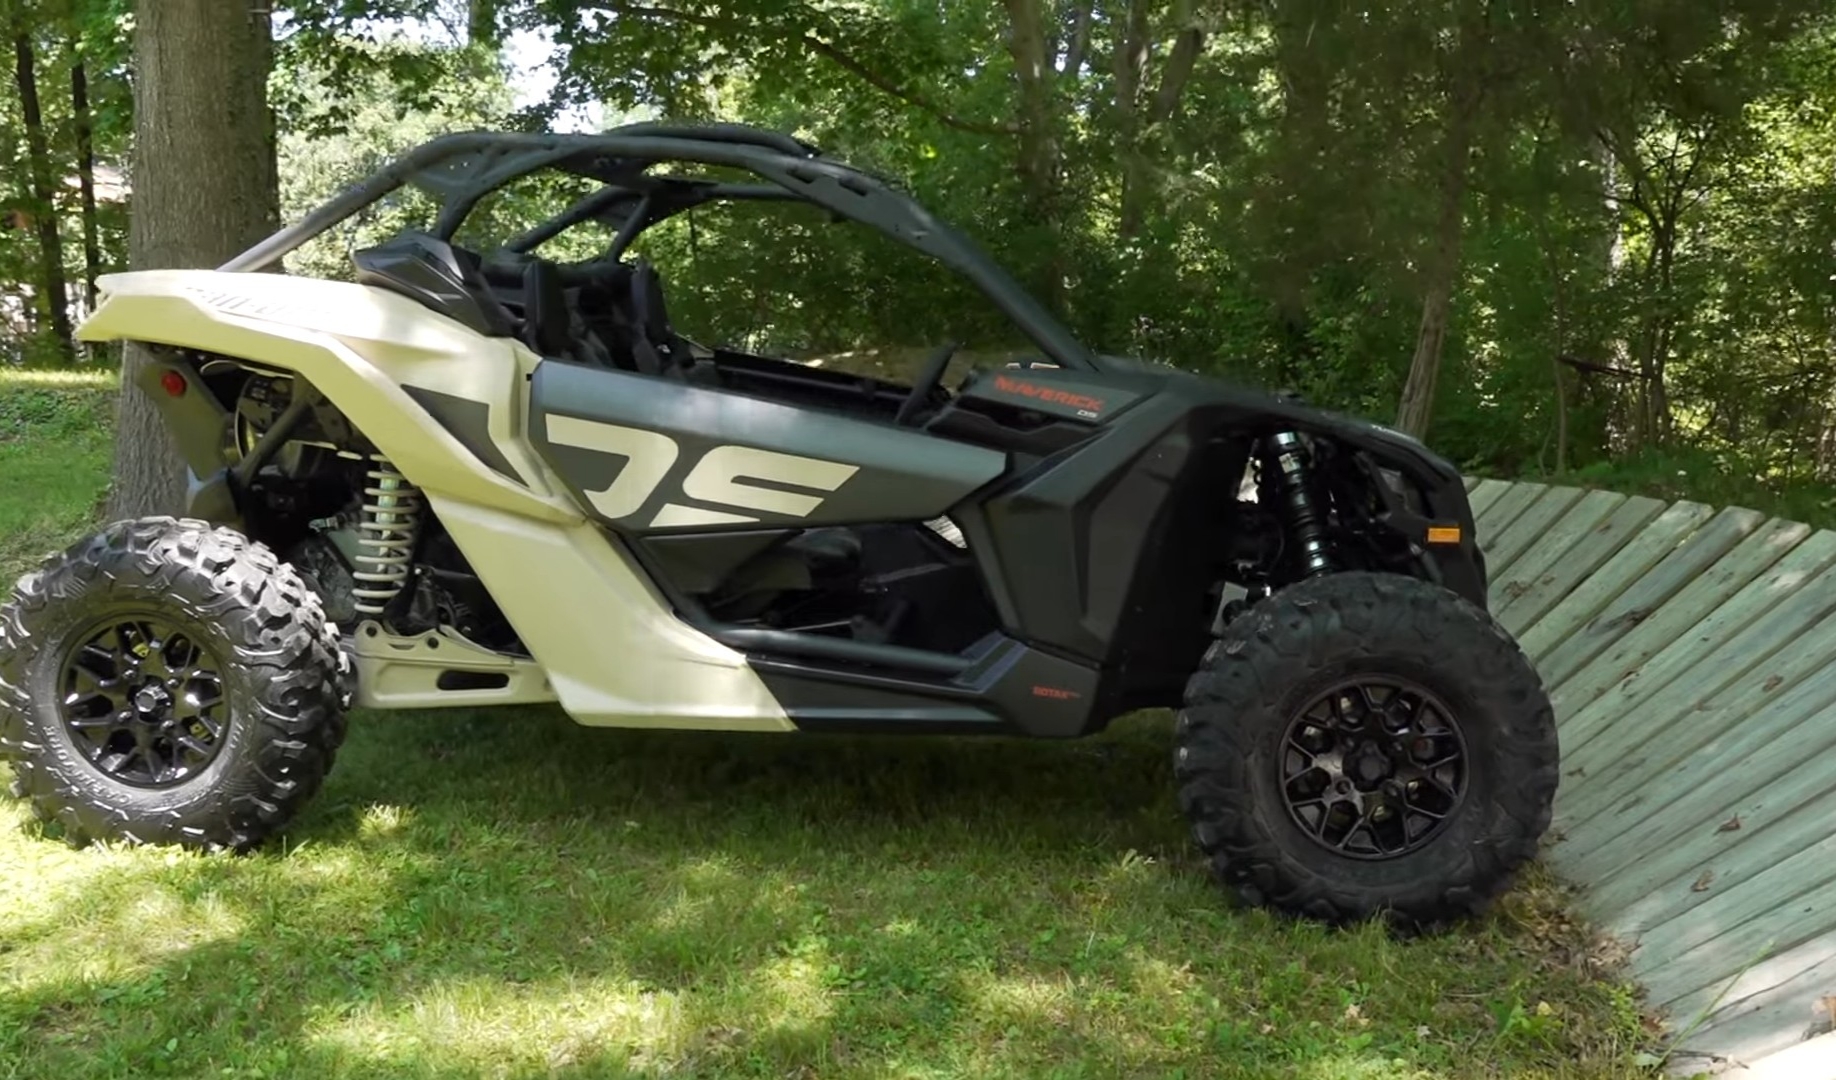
[219,121,1099,372]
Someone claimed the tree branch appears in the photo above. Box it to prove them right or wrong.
[1149,0,1202,125]
[1560,354,1650,380]
[585,2,1019,136]
[800,34,1019,136]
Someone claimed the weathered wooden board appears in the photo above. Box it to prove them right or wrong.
[1645,881,1836,1013]
[1555,607,1836,834]
[1536,505,1765,690]
[1594,783,1836,935]
[1466,477,1514,519]
[1560,643,1836,878]
[1552,547,1836,799]
[1475,481,1547,540]
[1550,528,1835,760]
[1487,490,1625,609]
[1463,478,1836,1074]
[1494,495,1667,637]
[1512,500,1715,662]
[1668,940,1836,1065]
[1623,813,1836,979]
[1484,486,1589,581]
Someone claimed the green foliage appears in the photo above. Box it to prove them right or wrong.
[0,0,132,360]
[1566,448,1836,534]
[445,0,1836,503]
[276,33,515,280]
[11,0,1836,505]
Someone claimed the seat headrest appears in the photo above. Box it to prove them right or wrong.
[629,259,672,336]
[521,259,573,358]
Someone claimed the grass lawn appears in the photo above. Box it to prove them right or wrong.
[0,367,1657,1079]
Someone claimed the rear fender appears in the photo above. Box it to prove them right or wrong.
[79,269,576,524]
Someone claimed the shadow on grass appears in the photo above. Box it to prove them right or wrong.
[0,709,1650,1079]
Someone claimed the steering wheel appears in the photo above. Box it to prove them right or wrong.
[894,340,962,427]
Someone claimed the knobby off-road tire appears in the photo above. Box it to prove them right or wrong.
[1175,571,1557,927]
[0,518,349,850]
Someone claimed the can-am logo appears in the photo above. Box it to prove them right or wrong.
[992,375,1105,418]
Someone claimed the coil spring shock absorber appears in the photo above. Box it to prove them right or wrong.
[1264,431,1336,578]
[342,451,423,616]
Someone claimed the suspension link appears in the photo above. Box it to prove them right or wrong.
[1264,431,1336,578]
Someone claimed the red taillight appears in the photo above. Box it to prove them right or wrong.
[159,370,187,397]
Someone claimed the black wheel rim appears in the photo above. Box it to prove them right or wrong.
[1279,676,1468,860]
[56,615,229,789]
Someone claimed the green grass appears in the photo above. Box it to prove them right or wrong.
[0,367,116,581]
[0,366,1657,1079]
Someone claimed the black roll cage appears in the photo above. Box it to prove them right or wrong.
[220,121,1099,372]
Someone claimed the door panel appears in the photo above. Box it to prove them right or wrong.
[529,361,1008,533]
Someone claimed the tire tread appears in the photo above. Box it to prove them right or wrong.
[0,517,347,851]
[1174,571,1558,927]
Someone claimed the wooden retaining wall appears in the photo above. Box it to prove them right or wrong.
[1468,478,1836,1076]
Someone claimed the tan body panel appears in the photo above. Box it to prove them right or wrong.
[79,269,793,731]
[80,270,567,519]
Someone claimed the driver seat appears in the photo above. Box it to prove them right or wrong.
[626,259,692,376]
[520,257,615,369]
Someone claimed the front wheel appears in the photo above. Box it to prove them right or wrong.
[1175,572,1557,927]
[0,518,348,850]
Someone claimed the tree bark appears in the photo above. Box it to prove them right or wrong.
[110,0,279,521]
[1061,0,1093,76]
[1534,194,1571,474]
[71,52,102,322]
[1149,0,1202,126]
[1004,0,1058,201]
[1110,0,1203,239]
[12,30,73,360]
[1395,81,1479,439]
[1003,0,1066,305]
[1110,0,1151,238]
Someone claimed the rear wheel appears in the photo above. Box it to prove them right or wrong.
[0,518,348,850]
[1175,572,1557,926]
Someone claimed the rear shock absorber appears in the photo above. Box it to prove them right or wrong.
[1263,431,1336,578]
[343,452,423,616]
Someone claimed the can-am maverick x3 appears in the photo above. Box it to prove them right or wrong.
[0,123,1557,925]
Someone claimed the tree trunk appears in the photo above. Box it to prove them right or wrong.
[1395,86,1478,439]
[1110,0,1150,238]
[1061,0,1093,77]
[13,30,74,360]
[1114,0,1202,238]
[1003,0,1065,306]
[71,52,103,323]
[1537,215,1570,474]
[110,0,279,521]
[1641,230,1677,445]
